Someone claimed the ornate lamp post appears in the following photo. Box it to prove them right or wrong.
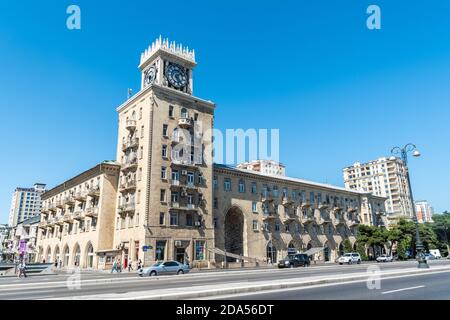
[391,144,429,269]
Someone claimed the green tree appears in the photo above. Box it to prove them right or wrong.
[342,239,353,253]
[430,211,450,256]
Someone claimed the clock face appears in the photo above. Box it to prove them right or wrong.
[166,63,188,88]
[144,65,156,86]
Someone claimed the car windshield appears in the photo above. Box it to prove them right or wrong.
[343,254,352,257]
[284,255,294,260]
[152,262,162,267]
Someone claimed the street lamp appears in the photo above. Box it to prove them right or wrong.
[391,143,429,269]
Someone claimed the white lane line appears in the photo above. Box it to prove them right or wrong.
[382,285,425,295]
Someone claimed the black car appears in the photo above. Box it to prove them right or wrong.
[278,254,311,268]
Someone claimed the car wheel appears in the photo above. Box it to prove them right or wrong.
[348,260,353,265]
[357,260,361,264]
[339,263,343,265]
[290,264,294,269]
[150,271,157,277]
[177,270,184,275]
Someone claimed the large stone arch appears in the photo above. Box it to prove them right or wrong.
[84,242,95,268]
[323,241,331,262]
[224,206,245,262]
[266,240,278,264]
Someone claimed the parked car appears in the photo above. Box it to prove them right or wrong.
[376,254,393,263]
[424,253,436,261]
[337,253,361,265]
[138,261,190,277]
[429,250,442,259]
[278,254,310,268]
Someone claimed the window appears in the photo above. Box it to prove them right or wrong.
[139,146,143,159]
[310,192,315,204]
[162,145,167,158]
[252,202,257,213]
[275,223,280,232]
[272,186,279,197]
[141,126,144,138]
[170,213,178,226]
[138,168,142,181]
[172,170,179,182]
[181,107,188,119]
[160,189,166,202]
[252,220,258,231]
[139,108,142,119]
[213,177,218,189]
[169,106,174,117]
[213,218,218,229]
[251,182,257,194]
[163,124,168,137]
[224,179,231,191]
[156,240,166,261]
[194,113,198,121]
[161,167,167,180]
[186,214,193,227]
[238,180,245,193]
[171,191,178,203]
[159,213,165,225]
[195,240,205,260]
[213,198,218,209]
[264,222,269,232]
[187,172,194,185]
[285,224,290,232]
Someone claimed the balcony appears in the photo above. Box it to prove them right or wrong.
[170,179,180,187]
[119,180,136,193]
[169,202,198,211]
[332,205,342,213]
[282,214,296,223]
[282,197,293,206]
[121,158,138,172]
[301,201,311,209]
[261,193,274,203]
[118,203,135,215]
[73,211,83,220]
[64,195,75,205]
[85,207,99,217]
[178,117,192,128]
[63,214,72,223]
[122,137,139,152]
[171,159,197,168]
[125,120,137,131]
[318,202,329,210]
[347,206,358,213]
[74,191,87,201]
[38,221,47,228]
[87,185,101,197]
[348,219,360,227]
[334,217,345,226]
[375,211,385,217]
[55,217,65,226]
[262,213,277,221]
[318,215,332,225]
[56,200,64,209]
[301,215,316,224]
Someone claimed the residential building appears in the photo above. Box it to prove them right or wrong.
[0,224,11,262]
[8,183,46,227]
[36,161,120,269]
[415,200,434,223]
[237,160,286,176]
[343,157,413,222]
[213,164,387,265]
[113,36,215,269]
[2,216,40,263]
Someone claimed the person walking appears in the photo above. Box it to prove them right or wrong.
[17,261,27,278]
[128,260,133,272]
[111,259,118,273]
[137,259,142,270]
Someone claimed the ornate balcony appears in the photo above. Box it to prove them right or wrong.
[121,137,139,152]
[318,215,332,225]
[178,117,192,129]
[121,158,138,172]
[318,202,329,210]
[261,193,274,203]
[63,214,72,223]
[301,215,315,224]
[125,120,137,131]
[301,201,311,209]
[73,211,83,220]
[333,205,342,213]
[74,191,87,201]
[118,203,135,215]
[334,217,345,226]
[282,214,296,223]
[87,185,101,197]
[282,197,293,206]
[56,200,64,209]
[347,206,358,213]
[171,159,197,168]
[85,207,99,217]
[262,213,277,221]
[119,180,136,193]
[64,195,75,205]
[348,219,360,227]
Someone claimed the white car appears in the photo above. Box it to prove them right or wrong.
[337,253,361,265]
[376,254,393,263]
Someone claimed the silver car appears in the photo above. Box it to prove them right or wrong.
[138,261,190,277]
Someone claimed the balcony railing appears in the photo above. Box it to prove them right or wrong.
[85,207,99,217]
[301,201,311,209]
[119,180,136,192]
[282,214,296,223]
[74,191,87,201]
[56,200,64,208]
[262,213,277,221]
[121,158,138,172]
[348,219,360,227]
[122,137,139,151]
[261,193,274,203]
[64,195,75,205]
[332,204,342,213]
[301,215,316,224]
[118,203,135,215]
[169,202,198,211]
[125,120,137,131]
[171,159,197,167]
[87,185,101,197]
[73,211,83,220]
[318,214,332,225]
[347,206,358,213]
[282,197,293,206]
[318,202,329,210]
[178,117,192,128]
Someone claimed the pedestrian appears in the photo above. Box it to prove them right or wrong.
[58,260,62,268]
[128,260,133,272]
[17,261,27,278]
[111,259,118,273]
[54,260,58,268]
[137,259,142,270]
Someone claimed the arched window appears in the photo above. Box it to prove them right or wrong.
[181,108,188,119]
[266,241,277,264]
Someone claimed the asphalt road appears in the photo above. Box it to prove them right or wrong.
[0,260,449,299]
[211,268,450,300]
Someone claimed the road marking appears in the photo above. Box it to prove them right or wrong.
[381,285,425,295]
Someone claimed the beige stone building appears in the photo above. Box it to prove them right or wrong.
[213,164,387,265]
[34,37,388,269]
[36,161,120,269]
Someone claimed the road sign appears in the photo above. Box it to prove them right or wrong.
[142,245,153,252]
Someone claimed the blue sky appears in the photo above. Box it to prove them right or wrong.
[1,0,449,222]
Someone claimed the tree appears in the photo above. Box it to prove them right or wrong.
[430,211,450,256]
[342,239,353,253]
[356,225,389,260]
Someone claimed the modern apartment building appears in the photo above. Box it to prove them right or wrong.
[8,183,46,227]
[415,200,434,223]
[343,157,413,221]
[37,161,120,269]
[237,160,286,176]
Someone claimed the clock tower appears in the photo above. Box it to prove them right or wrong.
[139,35,195,95]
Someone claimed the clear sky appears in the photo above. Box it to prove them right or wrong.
[1,0,449,223]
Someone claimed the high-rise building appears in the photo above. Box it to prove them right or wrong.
[237,160,286,176]
[343,157,413,221]
[415,200,434,223]
[8,183,46,227]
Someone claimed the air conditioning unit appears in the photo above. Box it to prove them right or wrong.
[174,240,182,247]
[182,170,188,175]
